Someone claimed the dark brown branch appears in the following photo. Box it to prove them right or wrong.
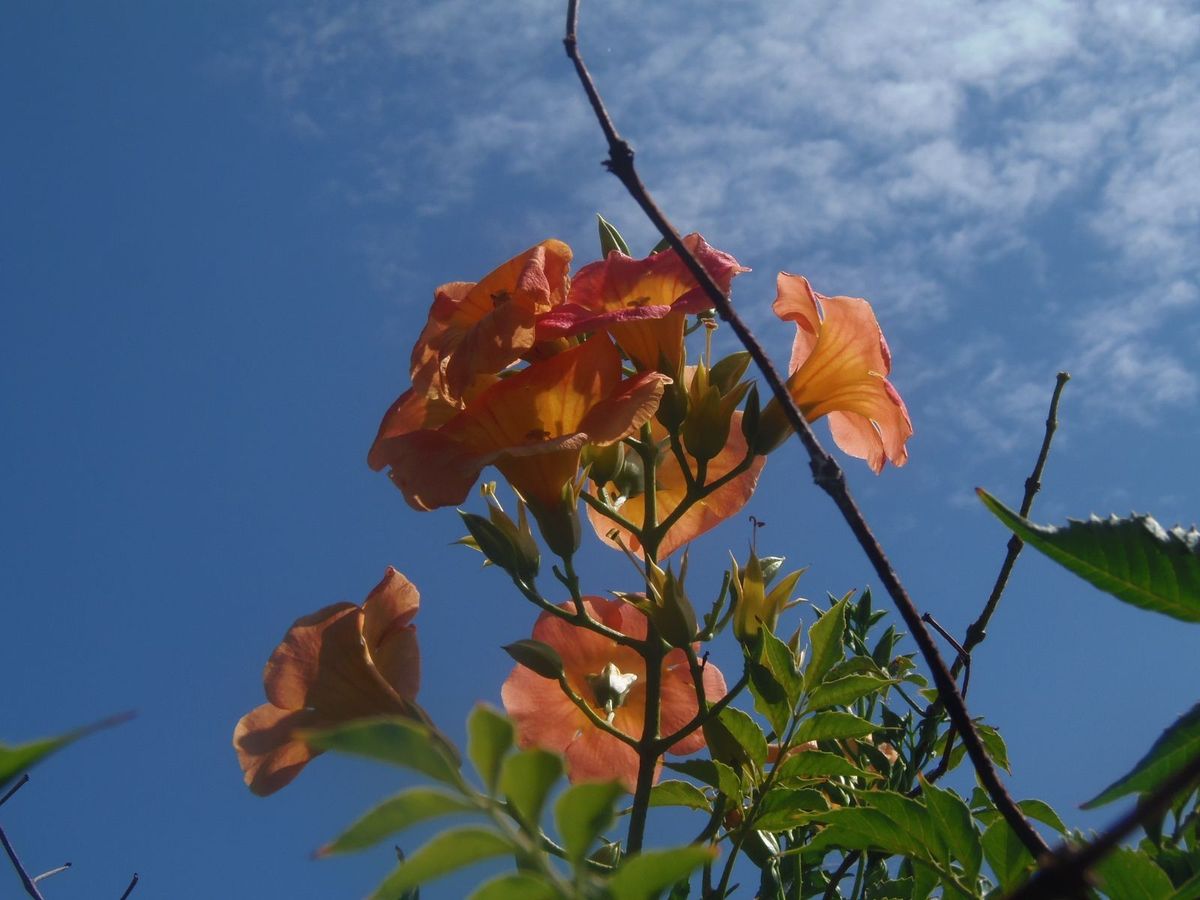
[0,823,47,900]
[563,0,1049,861]
[822,851,860,900]
[1005,749,1200,900]
[0,774,30,809]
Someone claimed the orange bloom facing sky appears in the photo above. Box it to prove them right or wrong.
[501,597,726,790]
[233,568,422,796]
[774,274,912,472]
[373,335,667,513]
[538,234,748,373]
[410,239,572,401]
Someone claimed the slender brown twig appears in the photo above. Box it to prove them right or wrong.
[924,372,1069,788]
[1005,749,1200,900]
[562,0,1049,860]
[0,823,47,900]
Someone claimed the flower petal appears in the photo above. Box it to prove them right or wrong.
[233,704,320,797]
[361,567,421,703]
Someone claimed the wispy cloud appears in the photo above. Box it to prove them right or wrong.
[218,0,1200,448]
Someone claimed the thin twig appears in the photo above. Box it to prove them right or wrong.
[0,823,46,900]
[924,373,1068,788]
[822,851,860,899]
[563,0,1048,860]
[119,872,140,900]
[32,862,71,883]
[0,774,30,809]
[1005,749,1200,900]
[960,371,1070,662]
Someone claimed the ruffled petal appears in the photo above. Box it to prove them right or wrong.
[233,705,320,797]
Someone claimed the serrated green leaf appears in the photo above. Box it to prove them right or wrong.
[320,788,475,855]
[804,595,850,690]
[556,780,623,863]
[804,807,926,858]
[467,704,514,794]
[598,214,632,257]
[1094,847,1175,899]
[977,722,1010,773]
[980,820,1034,889]
[665,759,742,801]
[793,711,877,744]
[748,658,791,736]
[978,491,1200,623]
[468,872,562,900]
[807,674,896,711]
[754,788,830,832]
[648,780,711,811]
[713,706,769,770]
[1,713,131,791]
[920,780,982,883]
[1016,798,1067,833]
[371,826,514,898]
[1084,702,1200,808]
[857,790,947,865]
[501,748,563,828]
[758,619,803,708]
[774,748,880,783]
[1167,870,1200,899]
[608,846,717,900]
[307,717,462,787]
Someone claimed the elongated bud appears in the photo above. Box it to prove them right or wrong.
[503,639,565,680]
[753,396,795,455]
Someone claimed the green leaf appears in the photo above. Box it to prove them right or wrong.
[774,748,880,783]
[1094,847,1175,899]
[804,595,850,690]
[920,780,982,883]
[724,706,769,767]
[555,780,624,864]
[468,872,562,900]
[0,713,131,791]
[758,624,803,708]
[804,807,926,858]
[857,791,948,864]
[320,788,475,855]
[1016,798,1067,834]
[307,717,462,787]
[754,788,829,832]
[793,711,877,745]
[807,674,896,711]
[370,826,515,898]
[1167,870,1200,900]
[977,722,1011,773]
[978,491,1200,623]
[665,759,742,801]
[467,704,514,793]
[747,657,791,736]
[598,214,632,257]
[1084,702,1200,808]
[980,820,1034,889]
[608,846,717,900]
[648,780,711,811]
[500,748,563,828]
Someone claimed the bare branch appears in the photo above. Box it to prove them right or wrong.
[0,824,47,900]
[562,0,1049,860]
[119,872,140,900]
[0,774,30,809]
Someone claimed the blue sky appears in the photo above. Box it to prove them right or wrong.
[2,2,1198,897]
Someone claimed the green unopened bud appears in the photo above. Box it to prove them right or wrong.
[459,512,527,578]
[682,384,731,463]
[583,441,626,487]
[709,351,752,394]
[753,396,797,455]
[597,214,632,257]
[656,374,690,431]
[740,385,761,447]
[644,557,698,648]
[529,481,582,561]
[731,551,770,641]
[503,639,565,680]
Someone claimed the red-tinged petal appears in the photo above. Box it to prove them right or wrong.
[361,568,421,702]
[233,705,320,797]
[588,412,763,557]
[536,301,675,339]
[773,273,912,471]
[410,241,573,399]
[577,371,669,446]
[261,603,360,711]
[367,376,460,471]
[501,663,589,753]
[384,430,486,512]
[562,718,644,790]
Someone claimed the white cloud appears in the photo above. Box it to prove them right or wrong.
[221,0,1200,441]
